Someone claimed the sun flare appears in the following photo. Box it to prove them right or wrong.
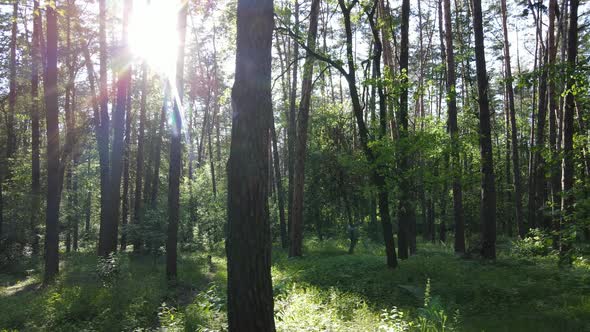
[129,0,180,79]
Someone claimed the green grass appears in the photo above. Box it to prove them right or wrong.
[1,239,589,331]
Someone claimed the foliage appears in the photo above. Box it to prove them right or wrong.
[512,228,555,258]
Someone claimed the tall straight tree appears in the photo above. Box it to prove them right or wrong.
[106,0,132,255]
[226,0,276,326]
[166,0,188,281]
[30,0,42,256]
[560,0,578,263]
[7,0,18,160]
[547,0,560,240]
[97,0,112,257]
[442,0,465,253]
[289,0,321,258]
[471,0,496,259]
[397,0,413,259]
[133,63,148,252]
[287,0,300,242]
[271,119,287,249]
[500,0,524,238]
[44,1,60,283]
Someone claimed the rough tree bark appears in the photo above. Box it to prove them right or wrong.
[287,0,300,244]
[30,0,42,256]
[166,1,188,281]
[226,0,276,326]
[443,0,465,253]
[104,0,132,255]
[289,0,320,258]
[472,0,496,259]
[44,2,60,284]
[397,0,412,259]
[500,0,525,238]
[97,0,112,257]
[560,0,578,264]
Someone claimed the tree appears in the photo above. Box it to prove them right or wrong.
[44,1,60,283]
[500,0,524,238]
[289,0,321,258]
[166,0,188,281]
[471,0,496,259]
[30,0,42,256]
[133,63,148,252]
[287,0,300,244]
[442,0,465,253]
[397,0,413,259]
[106,0,132,256]
[97,0,112,257]
[226,0,276,327]
[7,0,18,161]
[283,0,398,268]
[560,0,579,264]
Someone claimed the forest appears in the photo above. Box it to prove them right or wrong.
[0,0,589,330]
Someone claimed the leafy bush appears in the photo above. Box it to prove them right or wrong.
[512,228,554,257]
[184,283,226,331]
[96,253,124,287]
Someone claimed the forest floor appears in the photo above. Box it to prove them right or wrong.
[1,238,589,331]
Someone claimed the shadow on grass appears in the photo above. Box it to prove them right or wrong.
[271,239,590,332]
[0,250,217,331]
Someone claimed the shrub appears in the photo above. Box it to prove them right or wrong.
[512,228,554,258]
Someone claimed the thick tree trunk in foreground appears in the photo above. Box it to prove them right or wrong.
[44,3,60,284]
[166,2,187,281]
[226,0,276,327]
[443,0,465,253]
[472,0,496,259]
[289,0,320,258]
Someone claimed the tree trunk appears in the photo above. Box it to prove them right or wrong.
[207,90,218,197]
[166,2,187,281]
[560,0,578,264]
[7,0,18,160]
[397,0,412,259]
[151,90,168,208]
[287,0,300,243]
[547,0,560,242]
[472,0,496,259]
[500,0,524,238]
[532,19,549,231]
[271,119,287,249]
[44,3,60,283]
[226,0,276,326]
[121,88,132,251]
[443,0,465,253]
[97,0,112,257]
[103,0,132,256]
[289,0,320,258]
[30,0,42,256]
[133,63,148,252]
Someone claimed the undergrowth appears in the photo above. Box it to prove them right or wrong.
[1,238,589,331]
